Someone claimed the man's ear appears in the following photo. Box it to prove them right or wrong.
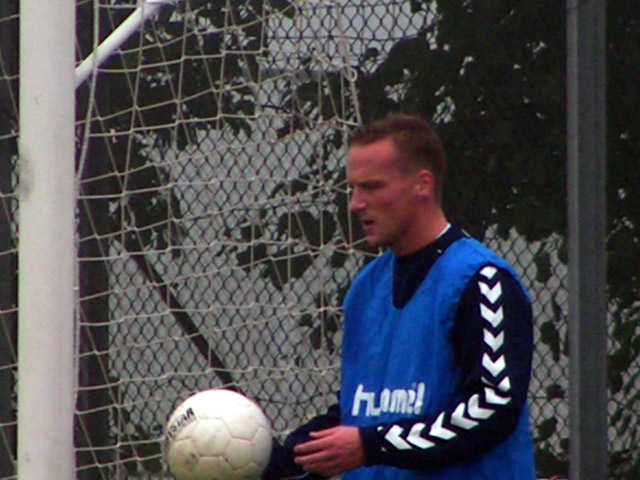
[415,169,435,200]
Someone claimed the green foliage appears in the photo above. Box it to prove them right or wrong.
[535,443,569,479]
[534,417,558,443]
[606,2,640,313]
[298,290,345,354]
[540,320,561,362]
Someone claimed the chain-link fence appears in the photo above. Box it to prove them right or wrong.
[1,1,639,479]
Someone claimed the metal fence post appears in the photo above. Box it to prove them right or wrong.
[567,0,607,478]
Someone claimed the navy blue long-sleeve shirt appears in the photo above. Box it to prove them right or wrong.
[264,226,533,478]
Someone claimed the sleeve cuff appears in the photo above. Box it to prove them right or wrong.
[359,425,385,466]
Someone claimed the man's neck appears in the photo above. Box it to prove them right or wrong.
[394,209,449,257]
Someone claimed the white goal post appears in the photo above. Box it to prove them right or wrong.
[75,0,177,87]
[18,0,76,478]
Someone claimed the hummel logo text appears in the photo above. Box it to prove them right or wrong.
[351,382,426,417]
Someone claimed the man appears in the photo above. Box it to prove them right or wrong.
[264,113,536,479]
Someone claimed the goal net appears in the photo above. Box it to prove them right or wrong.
[72,0,430,477]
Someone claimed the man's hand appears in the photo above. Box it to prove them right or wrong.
[293,426,366,477]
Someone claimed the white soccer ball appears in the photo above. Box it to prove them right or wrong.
[164,389,273,480]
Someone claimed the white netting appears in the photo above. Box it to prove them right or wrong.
[72,1,428,477]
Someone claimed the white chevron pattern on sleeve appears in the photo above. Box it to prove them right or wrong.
[385,425,412,450]
[479,281,502,303]
[380,265,517,455]
[428,412,457,440]
[485,387,510,405]
[407,423,435,449]
[478,266,514,417]
[467,393,494,419]
[497,376,512,392]
[482,353,506,377]
[451,402,479,429]
[480,265,498,279]
[483,329,504,351]
[479,267,512,398]
[480,304,504,327]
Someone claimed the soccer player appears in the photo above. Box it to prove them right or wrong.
[264,113,536,480]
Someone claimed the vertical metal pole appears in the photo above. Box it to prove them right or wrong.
[18,0,76,478]
[567,0,607,479]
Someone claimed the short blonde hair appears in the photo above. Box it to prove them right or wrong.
[349,113,446,202]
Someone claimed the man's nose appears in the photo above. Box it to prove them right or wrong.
[349,190,366,213]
